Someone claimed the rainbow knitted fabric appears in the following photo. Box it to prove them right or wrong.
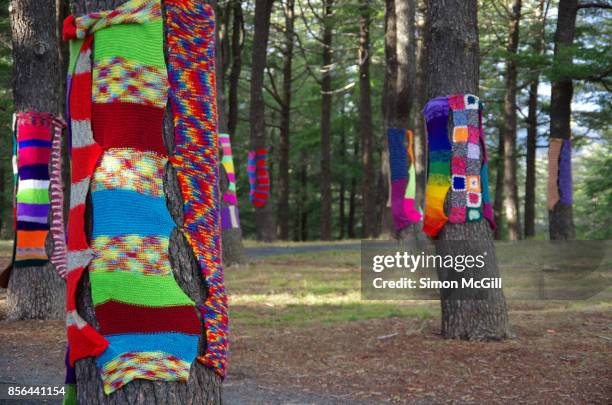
[11,112,54,268]
[166,0,228,376]
[422,97,452,238]
[387,128,421,231]
[91,149,199,394]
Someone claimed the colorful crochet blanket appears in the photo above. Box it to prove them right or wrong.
[387,128,421,230]
[165,0,228,377]
[422,94,495,238]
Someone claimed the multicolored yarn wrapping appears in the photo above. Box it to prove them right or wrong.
[387,128,421,230]
[219,133,238,205]
[165,0,228,376]
[422,94,496,238]
[91,148,199,394]
[448,94,482,223]
[11,112,54,268]
[422,97,452,238]
[547,138,572,209]
[63,346,76,405]
[219,133,241,229]
[63,0,201,394]
[247,148,270,207]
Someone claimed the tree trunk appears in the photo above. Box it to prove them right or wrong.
[6,0,64,320]
[524,0,546,238]
[426,0,510,340]
[494,127,504,239]
[359,0,375,238]
[227,0,243,137]
[217,0,245,265]
[298,156,308,240]
[277,0,295,240]
[319,0,334,241]
[249,0,275,241]
[549,0,577,240]
[348,139,358,239]
[502,0,522,241]
[413,0,429,209]
[71,0,222,402]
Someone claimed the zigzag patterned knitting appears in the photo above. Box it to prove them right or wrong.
[49,117,68,277]
[165,0,228,377]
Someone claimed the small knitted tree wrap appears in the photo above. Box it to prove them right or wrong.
[219,133,238,205]
[91,148,199,394]
[10,112,54,268]
[422,97,452,238]
[559,139,572,205]
[547,138,563,210]
[49,118,68,277]
[387,128,421,231]
[165,0,228,376]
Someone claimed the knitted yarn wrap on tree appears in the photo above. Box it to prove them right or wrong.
[219,133,241,229]
[387,128,422,231]
[422,93,496,238]
[165,0,228,377]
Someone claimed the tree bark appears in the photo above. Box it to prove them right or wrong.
[277,0,295,240]
[71,0,222,402]
[549,0,577,240]
[502,0,522,240]
[359,0,375,239]
[217,0,245,265]
[524,0,546,238]
[6,0,64,320]
[426,0,510,340]
[227,0,243,137]
[494,127,504,239]
[348,139,358,239]
[413,0,429,210]
[319,0,334,241]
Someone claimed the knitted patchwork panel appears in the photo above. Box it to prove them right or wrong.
[91,148,199,394]
[448,94,482,223]
[219,133,238,205]
[165,0,228,376]
[422,97,452,238]
[12,112,55,267]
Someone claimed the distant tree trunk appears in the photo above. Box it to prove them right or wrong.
[524,0,546,238]
[426,0,510,340]
[502,0,522,240]
[379,0,397,238]
[71,0,222,402]
[6,0,64,320]
[413,0,429,209]
[277,0,295,240]
[339,102,347,239]
[298,156,308,240]
[250,0,276,241]
[348,139,359,239]
[217,0,246,265]
[227,0,243,137]
[548,0,577,240]
[359,0,375,238]
[319,0,334,241]
[494,127,505,239]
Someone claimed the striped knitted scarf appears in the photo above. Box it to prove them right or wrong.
[248,148,270,207]
[165,0,228,376]
[219,133,241,229]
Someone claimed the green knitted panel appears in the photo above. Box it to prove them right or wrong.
[17,189,50,204]
[93,21,165,68]
[68,39,83,74]
[90,271,195,307]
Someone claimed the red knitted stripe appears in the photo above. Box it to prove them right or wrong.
[71,144,102,183]
[69,73,93,120]
[67,205,88,251]
[96,301,201,336]
[92,103,167,155]
[16,123,53,142]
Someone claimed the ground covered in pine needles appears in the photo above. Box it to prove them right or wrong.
[1,245,611,404]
